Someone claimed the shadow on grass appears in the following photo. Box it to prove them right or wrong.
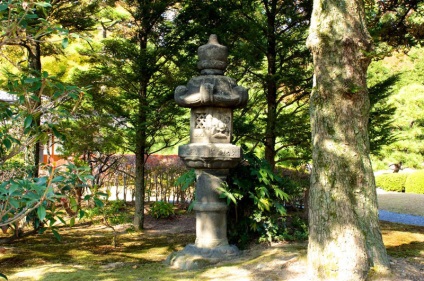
[2,220,423,281]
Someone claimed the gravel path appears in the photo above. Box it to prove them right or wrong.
[377,188,424,226]
[378,210,424,226]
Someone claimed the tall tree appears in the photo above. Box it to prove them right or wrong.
[306,0,390,280]
[1,0,101,176]
[232,0,312,169]
[74,0,187,230]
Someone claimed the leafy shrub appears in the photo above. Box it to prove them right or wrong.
[405,170,424,194]
[86,200,131,225]
[375,173,408,192]
[149,201,175,219]
[222,151,308,248]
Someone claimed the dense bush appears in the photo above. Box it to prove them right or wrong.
[375,173,408,192]
[222,151,307,248]
[405,170,424,194]
[149,201,175,219]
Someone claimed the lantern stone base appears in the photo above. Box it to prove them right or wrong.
[166,244,239,270]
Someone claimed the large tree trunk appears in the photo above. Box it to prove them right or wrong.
[306,1,390,280]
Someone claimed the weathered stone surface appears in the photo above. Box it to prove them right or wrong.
[166,244,239,270]
[178,143,241,169]
[190,107,233,143]
[174,34,248,108]
[170,34,246,270]
[197,34,228,75]
[175,76,248,108]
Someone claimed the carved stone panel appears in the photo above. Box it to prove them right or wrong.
[190,107,232,143]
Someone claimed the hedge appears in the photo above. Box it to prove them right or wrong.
[375,173,408,192]
[405,170,424,194]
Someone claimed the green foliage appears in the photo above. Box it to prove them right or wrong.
[375,173,408,192]
[149,201,175,219]
[174,168,195,192]
[86,200,131,225]
[0,162,95,240]
[366,0,424,48]
[221,151,307,248]
[405,170,424,194]
[368,47,424,169]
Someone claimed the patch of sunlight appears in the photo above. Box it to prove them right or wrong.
[66,249,93,260]
[198,265,252,281]
[115,246,170,261]
[382,231,424,247]
[9,264,75,281]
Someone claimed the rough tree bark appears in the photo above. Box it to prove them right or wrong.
[306,0,391,280]
[133,30,149,231]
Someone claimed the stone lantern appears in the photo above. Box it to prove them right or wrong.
[167,35,248,269]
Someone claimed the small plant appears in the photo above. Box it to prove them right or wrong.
[149,201,175,219]
[375,173,408,192]
[405,170,424,194]
[85,199,131,247]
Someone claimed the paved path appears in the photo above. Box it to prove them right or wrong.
[377,189,424,226]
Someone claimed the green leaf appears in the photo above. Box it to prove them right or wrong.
[0,272,8,280]
[35,2,52,8]
[37,205,46,221]
[8,183,19,196]
[58,217,66,225]
[258,198,271,211]
[51,126,64,139]
[51,229,61,241]
[274,188,290,201]
[23,77,39,84]
[96,192,108,198]
[8,198,19,209]
[36,176,48,186]
[24,115,33,129]
[274,203,287,216]
[51,176,65,183]
[3,138,11,150]
[61,38,69,49]
[93,197,104,208]
[79,209,86,219]
[0,4,8,11]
